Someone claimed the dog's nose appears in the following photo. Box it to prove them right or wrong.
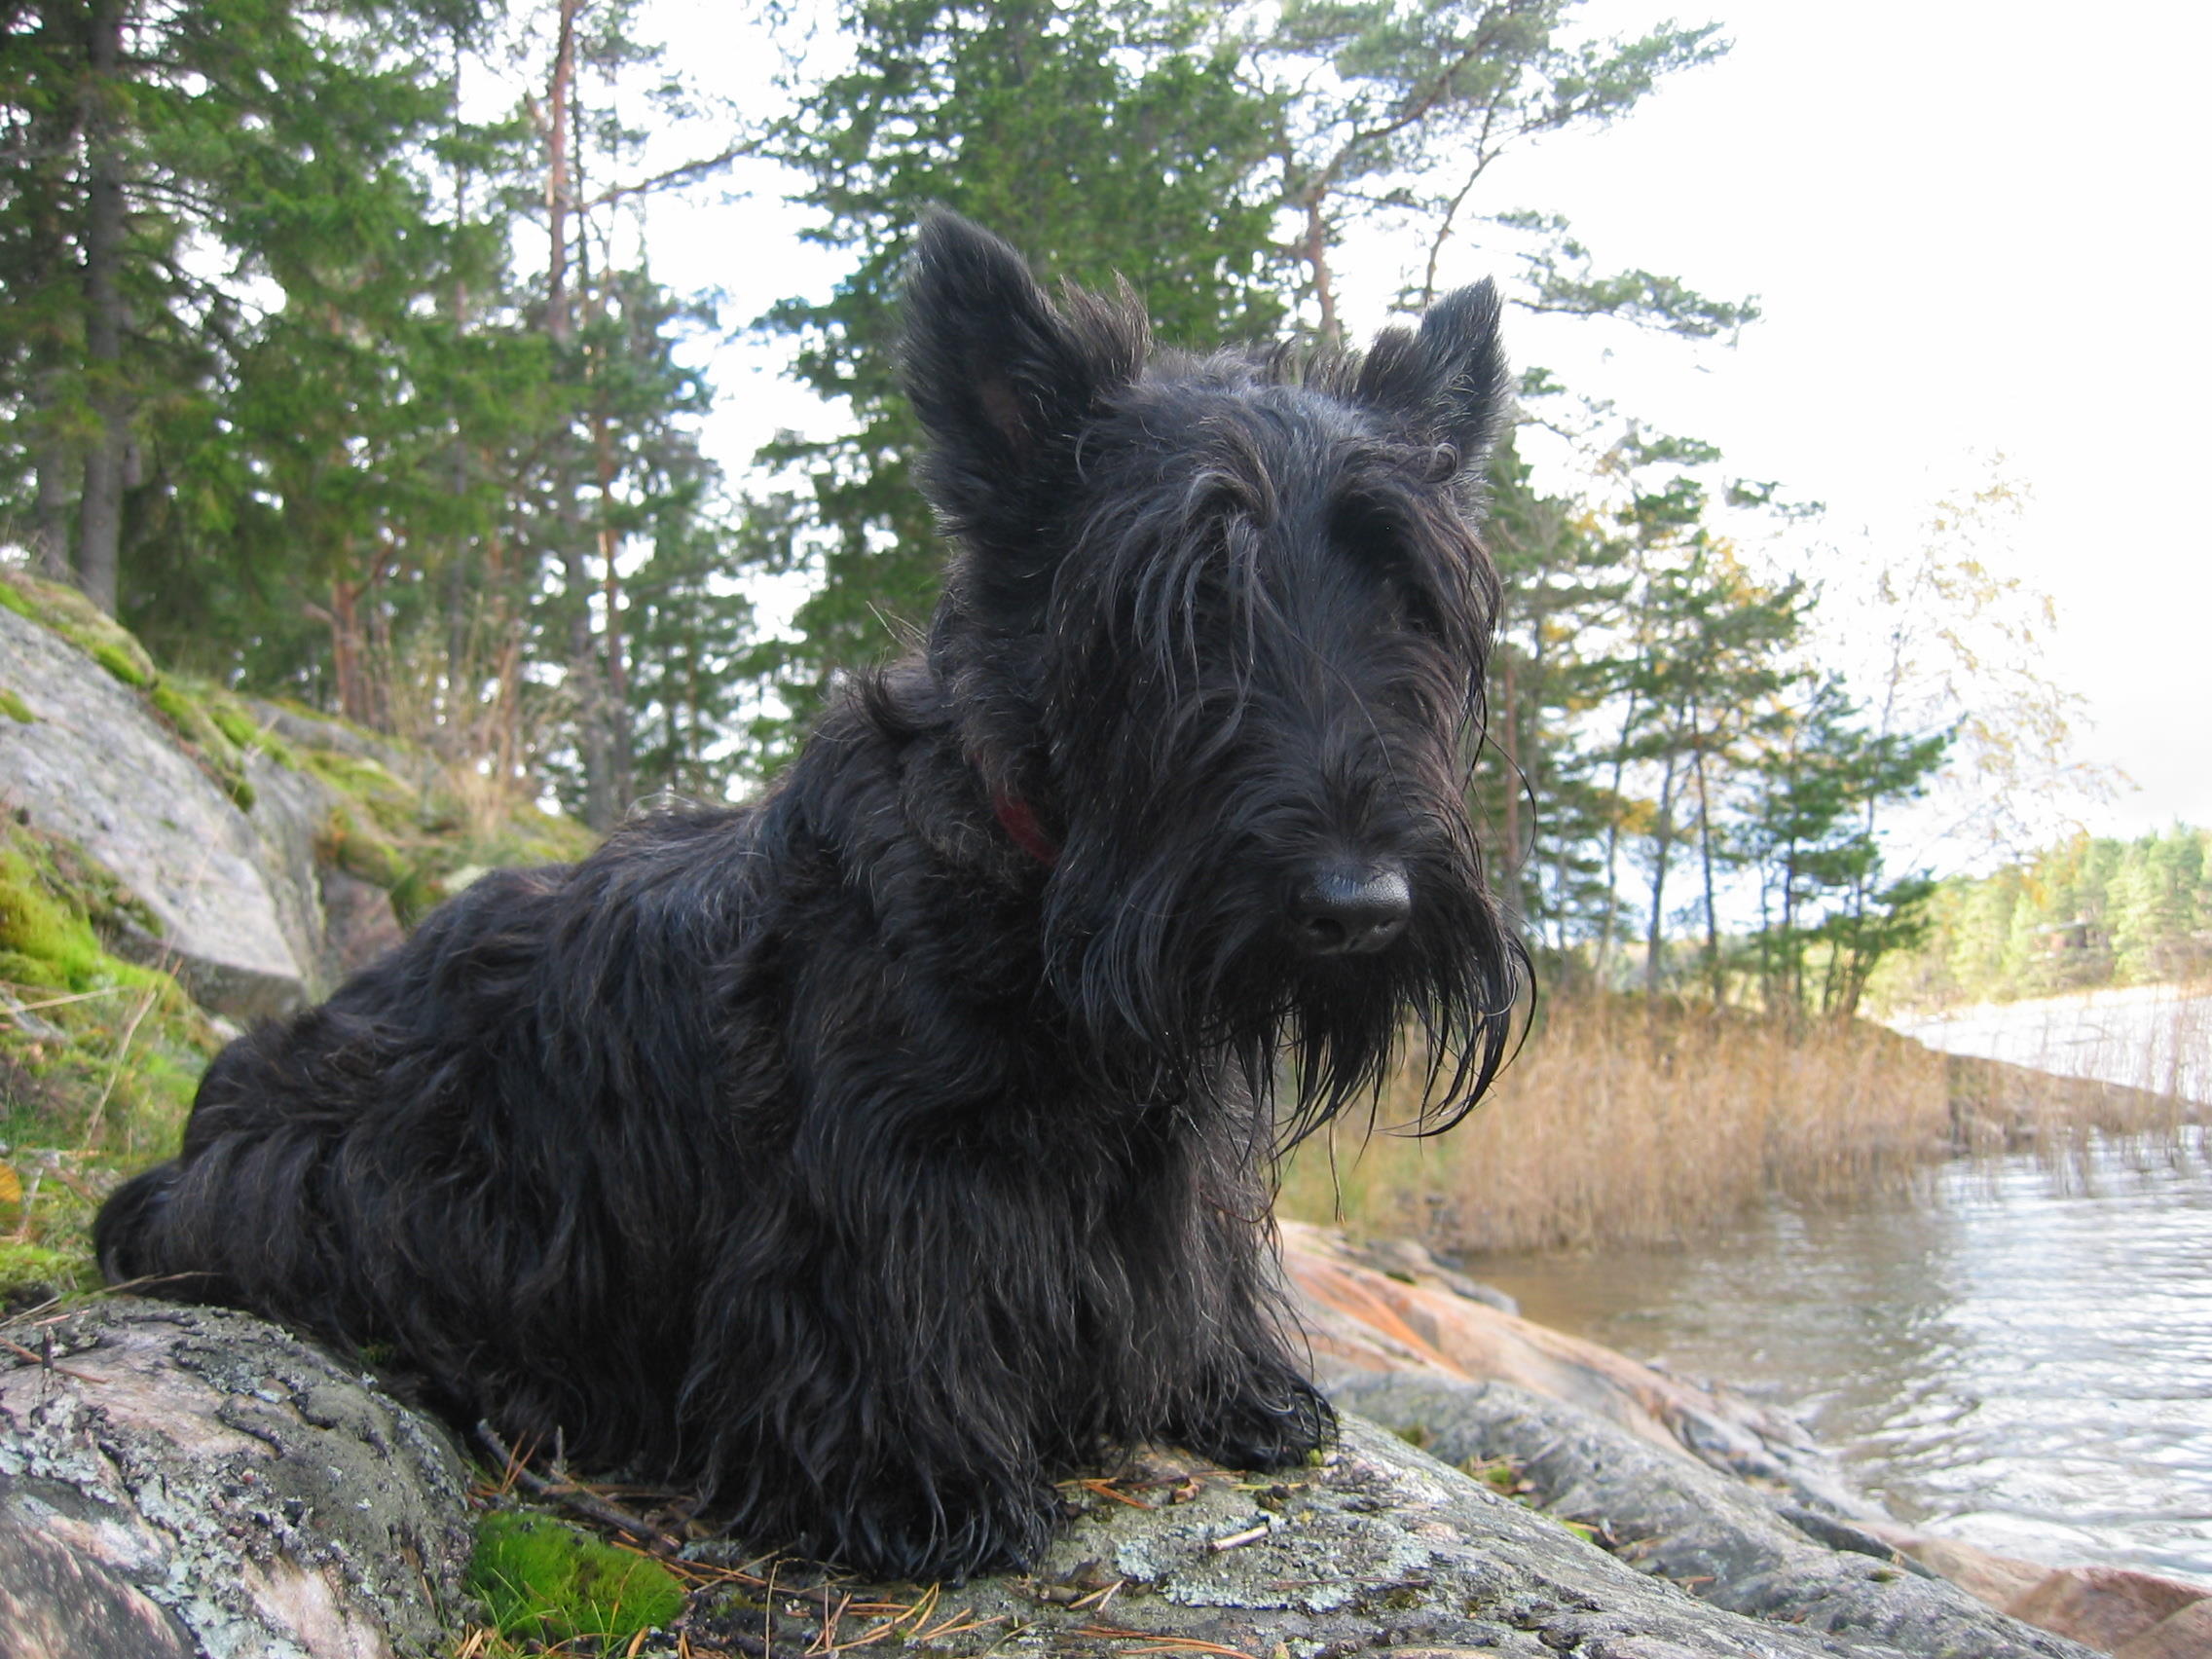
[1290,861,1412,956]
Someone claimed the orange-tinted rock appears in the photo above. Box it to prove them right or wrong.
[2112,1596,2212,1659]
[2007,1566,2207,1653]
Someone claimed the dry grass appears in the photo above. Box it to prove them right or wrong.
[1276,992,2199,1255]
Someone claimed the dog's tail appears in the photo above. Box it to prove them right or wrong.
[93,1161,184,1287]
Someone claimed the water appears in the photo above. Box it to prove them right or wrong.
[1463,1131,2212,1586]
[1889,985,2212,1106]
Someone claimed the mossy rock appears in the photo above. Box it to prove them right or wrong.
[0,571,160,688]
[145,679,268,811]
[0,1236,89,1310]
[202,692,302,770]
[303,750,420,836]
[0,820,214,1175]
[0,833,109,993]
[316,805,412,891]
[0,687,34,723]
[467,1512,684,1643]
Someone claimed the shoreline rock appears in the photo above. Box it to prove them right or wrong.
[1282,1223,2208,1658]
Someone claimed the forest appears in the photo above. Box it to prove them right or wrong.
[1,0,2188,1015]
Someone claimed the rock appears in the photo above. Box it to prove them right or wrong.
[0,1513,196,1659]
[1282,1221,1867,1518]
[2112,1596,2212,1659]
[0,1300,477,1659]
[2004,1566,2207,1654]
[319,867,406,978]
[685,1416,1919,1658]
[1853,1524,2052,1614]
[1331,1371,2097,1659]
[0,603,316,1019]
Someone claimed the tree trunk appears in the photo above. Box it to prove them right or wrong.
[1595,686,1641,985]
[1693,730,1723,1002]
[543,0,618,830]
[1497,643,1524,924]
[1302,194,1339,345]
[74,0,128,614]
[32,413,73,582]
[1643,750,1679,1000]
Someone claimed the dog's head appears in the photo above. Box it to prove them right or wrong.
[902,210,1526,1139]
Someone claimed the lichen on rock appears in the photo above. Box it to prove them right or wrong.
[0,1300,476,1659]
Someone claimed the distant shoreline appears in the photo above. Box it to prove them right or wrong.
[1884,981,2210,1106]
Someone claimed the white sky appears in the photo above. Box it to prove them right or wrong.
[646,0,2211,840]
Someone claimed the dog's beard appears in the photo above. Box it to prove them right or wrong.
[1039,821,1521,1151]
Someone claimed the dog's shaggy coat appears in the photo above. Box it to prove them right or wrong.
[97,212,1526,1580]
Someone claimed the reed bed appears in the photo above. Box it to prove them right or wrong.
[1276,990,2202,1255]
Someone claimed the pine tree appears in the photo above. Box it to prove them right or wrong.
[1252,0,1751,341]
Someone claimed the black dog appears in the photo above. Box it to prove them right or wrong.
[97,212,1525,1581]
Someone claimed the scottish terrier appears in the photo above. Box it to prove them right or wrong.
[96,211,1525,1581]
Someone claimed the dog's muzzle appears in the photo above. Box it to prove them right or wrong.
[1289,859,1412,957]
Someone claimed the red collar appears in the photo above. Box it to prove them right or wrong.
[991,792,1060,866]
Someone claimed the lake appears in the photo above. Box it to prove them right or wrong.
[1465,1130,2212,1587]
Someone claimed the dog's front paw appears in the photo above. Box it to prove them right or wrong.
[1173,1372,1338,1471]
[836,1478,1062,1584]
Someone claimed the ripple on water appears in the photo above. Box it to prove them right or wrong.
[1462,1130,2212,1586]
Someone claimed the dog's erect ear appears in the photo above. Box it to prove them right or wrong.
[1356,278,1509,470]
[901,209,1149,543]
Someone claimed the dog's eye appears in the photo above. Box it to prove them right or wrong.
[1332,503,1452,642]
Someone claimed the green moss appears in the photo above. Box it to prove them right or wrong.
[316,806,411,890]
[0,839,108,992]
[91,643,151,688]
[0,571,160,687]
[303,750,419,836]
[466,1513,684,1643]
[0,822,211,1179]
[147,679,265,812]
[0,1239,88,1308]
[206,701,259,749]
[0,688,33,723]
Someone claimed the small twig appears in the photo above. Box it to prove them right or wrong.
[3,985,131,1013]
[1205,1520,1272,1554]
[1077,1478,1154,1510]
[1076,1627,1260,1657]
[1,1335,104,1384]
[472,1421,680,1555]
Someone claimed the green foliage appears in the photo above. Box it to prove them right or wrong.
[1736,677,1950,1016]
[467,1513,684,1643]
[0,689,34,723]
[1256,4,1746,337]
[1874,827,2212,1010]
